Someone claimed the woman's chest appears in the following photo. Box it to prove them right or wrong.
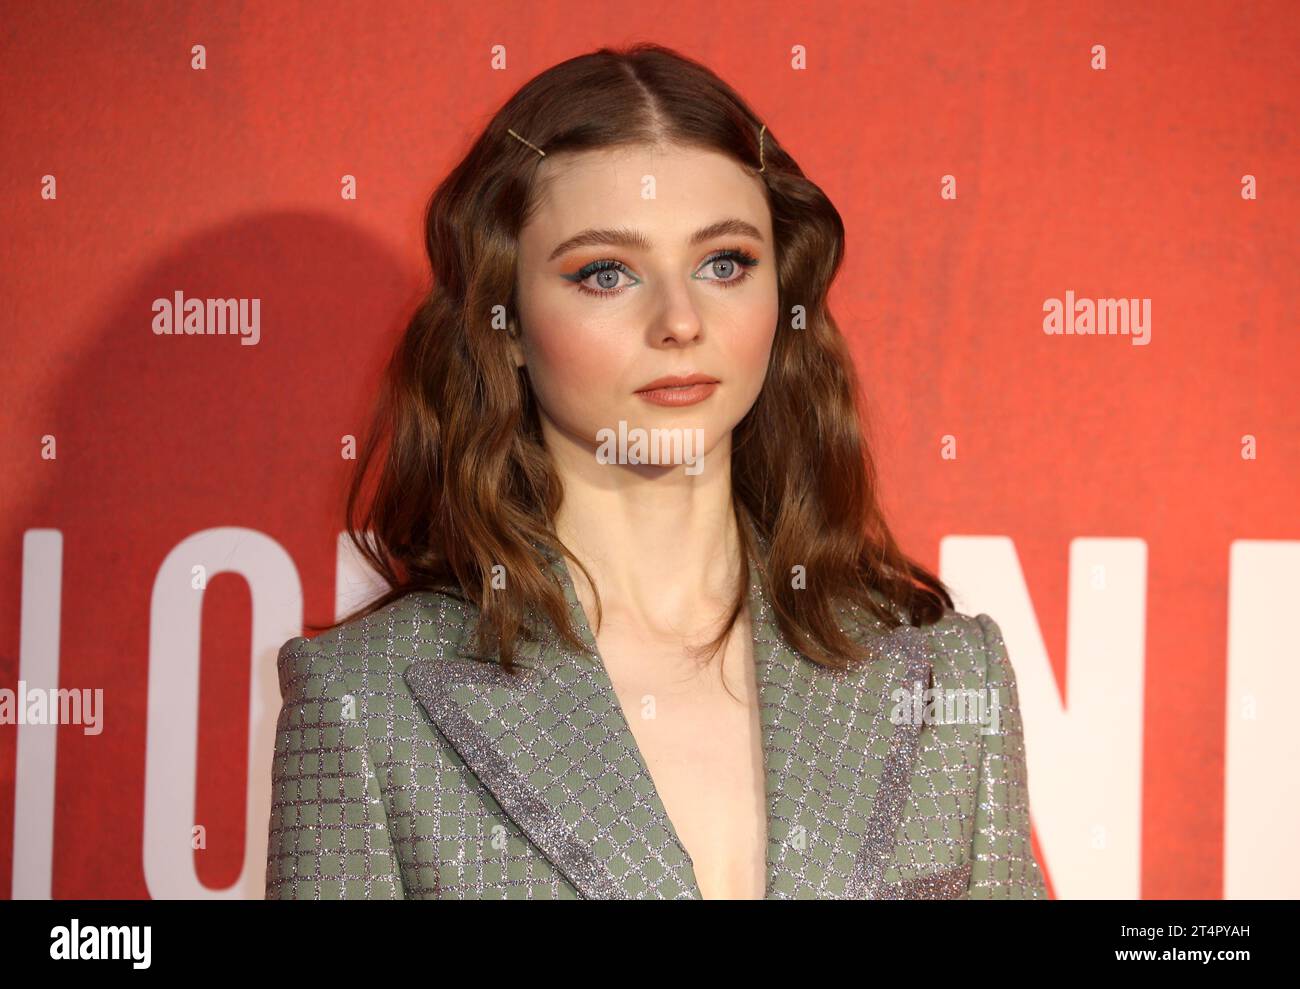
[593,615,768,899]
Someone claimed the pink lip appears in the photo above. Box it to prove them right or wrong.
[634,373,720,407]
[636,382,717,406]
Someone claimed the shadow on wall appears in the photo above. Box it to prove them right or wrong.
[4,211,418,898]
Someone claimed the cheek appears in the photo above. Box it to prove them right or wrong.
[732,309,777,365]
[521,307,630,426]
[721,294,779,402]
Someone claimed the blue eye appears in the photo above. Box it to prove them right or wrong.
[567,259,638,296]
[695,249,760,285]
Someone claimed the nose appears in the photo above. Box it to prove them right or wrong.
[646,277,705,347]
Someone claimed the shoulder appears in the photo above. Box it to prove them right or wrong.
[839,589,1014,691]
[274,590,477,705]
[915,607,1017,692]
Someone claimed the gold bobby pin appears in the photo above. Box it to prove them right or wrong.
[507,128,546,158]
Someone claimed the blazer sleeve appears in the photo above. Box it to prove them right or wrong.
[966,614,1049,899]
[264,634,405,899]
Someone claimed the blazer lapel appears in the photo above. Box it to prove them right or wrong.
[754,579,939,898]
[402,546,699,899]
[403,543,940,899]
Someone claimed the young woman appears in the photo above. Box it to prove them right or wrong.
[264,42,1048,900]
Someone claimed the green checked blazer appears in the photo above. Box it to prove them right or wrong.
[264,543,1049,900]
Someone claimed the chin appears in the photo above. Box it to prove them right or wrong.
[577,407,734,475]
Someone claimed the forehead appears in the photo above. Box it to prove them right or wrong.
[523,143,769,241]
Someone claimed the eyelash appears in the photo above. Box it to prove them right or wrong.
[569,247,760,298]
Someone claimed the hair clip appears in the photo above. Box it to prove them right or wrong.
[507,128,546,158]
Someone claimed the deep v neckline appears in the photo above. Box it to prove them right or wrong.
[404,534,939,898]
[550,548,772,899]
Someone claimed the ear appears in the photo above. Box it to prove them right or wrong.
[507,320,526,368]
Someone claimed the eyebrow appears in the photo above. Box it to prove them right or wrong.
[546,218,764,263]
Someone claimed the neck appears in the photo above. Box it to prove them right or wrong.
[542,417,745,638]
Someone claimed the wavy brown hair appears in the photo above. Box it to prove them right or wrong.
[312,42,953,673]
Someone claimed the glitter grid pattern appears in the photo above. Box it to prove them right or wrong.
[265,550,1047,899]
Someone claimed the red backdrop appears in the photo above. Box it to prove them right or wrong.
[1,0,1296,899]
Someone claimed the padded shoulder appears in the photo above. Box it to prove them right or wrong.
[914,607,1005,686]
[274,590,476,703]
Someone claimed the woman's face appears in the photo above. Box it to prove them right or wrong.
[512,142,778,475]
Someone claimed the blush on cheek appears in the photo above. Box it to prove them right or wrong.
[522,316,625,437]
[729,310,778,392]
[736,322,776,367]
[532,317,615,388]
